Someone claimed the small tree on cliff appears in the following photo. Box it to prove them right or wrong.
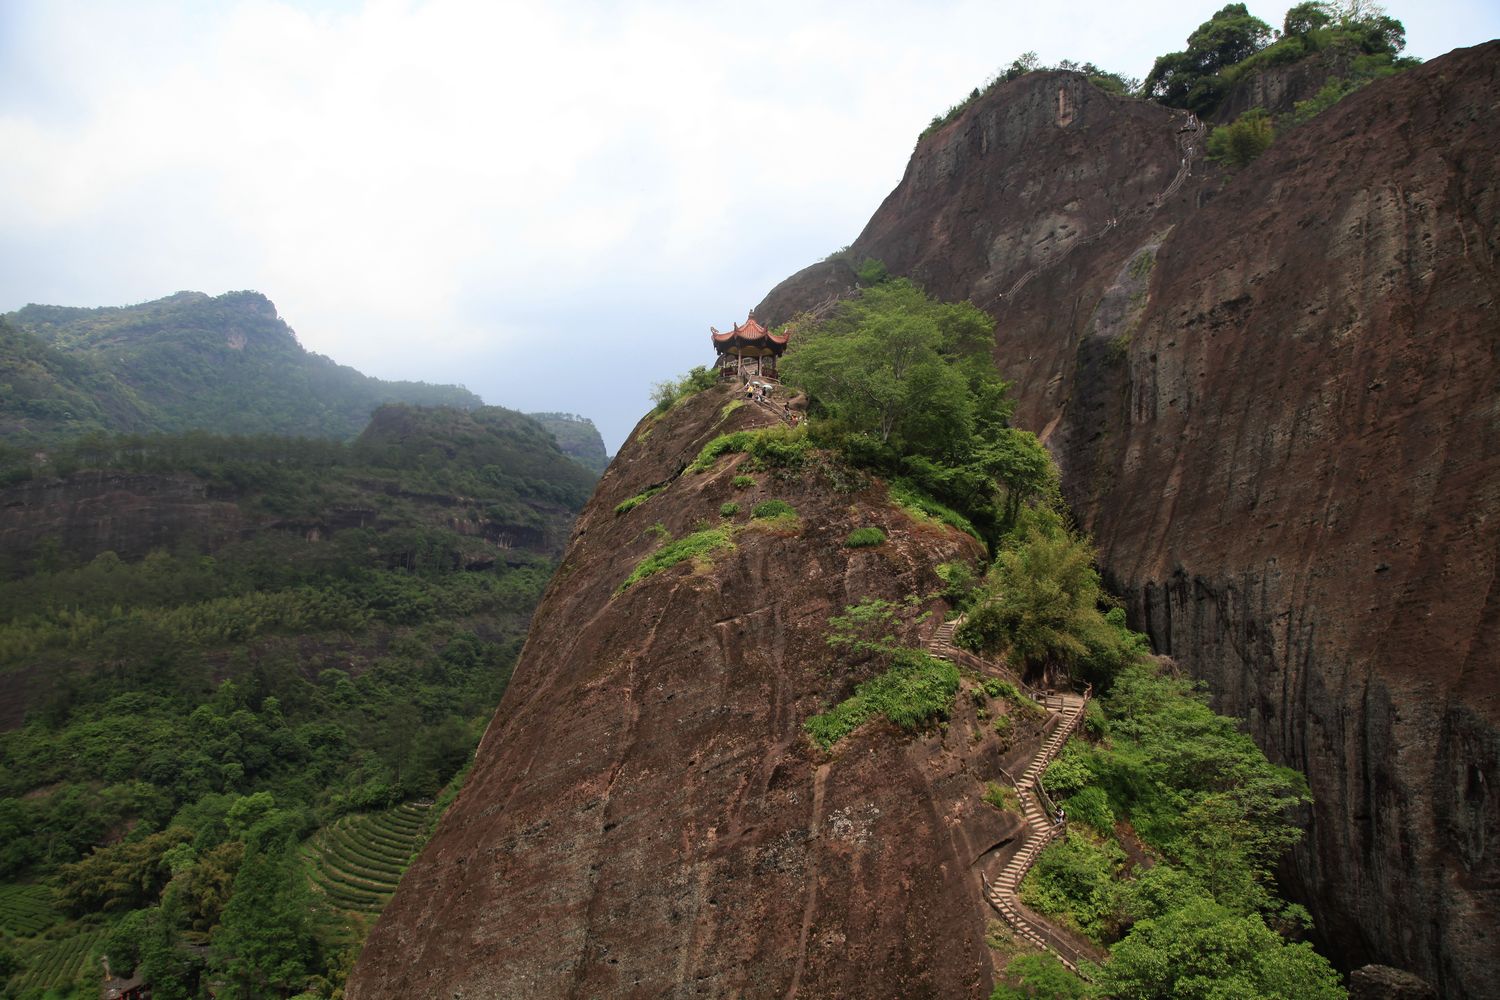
[781,279,1056,540]
[1143,3,1274,113]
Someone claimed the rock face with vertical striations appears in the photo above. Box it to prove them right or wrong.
[344,386,1063,998]
[756,43,1499,998]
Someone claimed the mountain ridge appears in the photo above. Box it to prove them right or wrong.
[3,290,483,443]
[758,40,1500,997]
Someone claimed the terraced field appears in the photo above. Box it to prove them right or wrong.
[303,801,432,913]
[0,884,60,937]
[9,927,106,996]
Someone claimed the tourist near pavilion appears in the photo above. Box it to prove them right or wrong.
[710,312,787,381]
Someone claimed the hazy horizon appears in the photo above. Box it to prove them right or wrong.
[4,0,1496,452]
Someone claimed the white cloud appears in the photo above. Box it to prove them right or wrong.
[1,0,1495,449]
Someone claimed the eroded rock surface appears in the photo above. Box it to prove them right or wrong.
[346,388,1046,998]
[759,44,1499,996]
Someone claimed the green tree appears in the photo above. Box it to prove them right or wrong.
[782,279,1055,541]
[211,840,316,999]
[1283,1,1334,35]
[1143,4,1273,113]
[991,952,1089,999]
[1206,108,1275,167]
[956,519,1141,682]
[1094,896,1345,999]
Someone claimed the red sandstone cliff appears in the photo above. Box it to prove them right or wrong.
[756,43,1499,998]
[345,388,1060,998]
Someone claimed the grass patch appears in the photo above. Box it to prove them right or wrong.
[982,676,1041,714]
[804,648,960,750]
[748,498,799,533]
[689,426,813,474]
[614,485,665,515]
[731,474,756,489]
[719,502,739,517]
[888,478,980,539]
[844,526,887,548]
[618,527,735,592]
[751,499,795,519]
[689,430,758,473]
[983,781,1019,812]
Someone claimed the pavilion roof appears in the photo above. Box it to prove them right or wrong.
[711,313,789,356]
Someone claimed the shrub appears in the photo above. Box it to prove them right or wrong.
[1043,741,1098,798]
[689,431,758,473]
[1206,108,1274,167]
[936,560,979,608]
[719,502,739,517]
[751,499,795,520]
[650,365,718,414]
[983,781,1018,812]
[855,257,889,286]
[614,485,665,515]
[1064,785,1116,835]
[618,527,734,592]
[688,427,810,475]
[747,425,813,469]
[991,952,1090,1000]
[731,475,755,489]
[1020,830,1126,943]
[844,527,886,548]
[887,479,980,539]
[804,648,960,749]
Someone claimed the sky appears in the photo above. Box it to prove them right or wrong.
[2,1,1496,452]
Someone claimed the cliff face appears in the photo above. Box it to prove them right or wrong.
[760,44,1499,996]
[346,387,1055,998]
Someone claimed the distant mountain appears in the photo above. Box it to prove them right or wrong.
[526,412,609,473]
[2,290,482,443]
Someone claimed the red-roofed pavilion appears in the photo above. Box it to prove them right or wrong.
[710,312,789,381]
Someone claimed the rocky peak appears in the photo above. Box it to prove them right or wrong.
[759,41,1500,997]
[345,385,1031,997]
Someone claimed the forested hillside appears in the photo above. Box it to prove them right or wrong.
[0,404,595,999]
[526,412,610,473]
[1,292,482,444]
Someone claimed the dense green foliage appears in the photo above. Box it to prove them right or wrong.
[0,406,587,998]
[688,425,813,474]
[804,648,959,750]
[2,292,482,446]
[618,527,735,592]
[843,527,887,548]
[955,513,1149,684]
[1144,1,1417,118]
[1206,108,1276,165]
[782,280,1054,546]
[1015,663,1338,996]
[991,952,1090,999]
[649,365,719,414]
[1144,3,1273,113]
[525,412,610,473]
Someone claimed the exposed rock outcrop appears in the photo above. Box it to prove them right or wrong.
[347,388,1054,998]
[758,44,1500,997]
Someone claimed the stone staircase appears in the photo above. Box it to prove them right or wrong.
[985,692,1090,970]
[927,616,1094,973]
